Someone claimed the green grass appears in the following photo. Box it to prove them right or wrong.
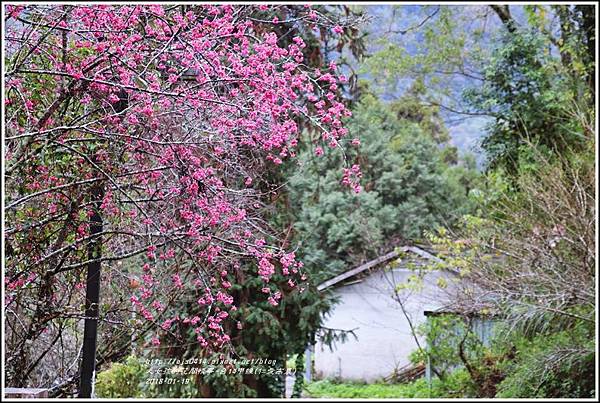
[304,379,429,398]
[305,371,474,398]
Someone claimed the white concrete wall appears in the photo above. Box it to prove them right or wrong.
[314,266,453,382]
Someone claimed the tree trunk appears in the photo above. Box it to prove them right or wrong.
[78,183,104,397]
[575,5,595,96]
[490,5,516,33]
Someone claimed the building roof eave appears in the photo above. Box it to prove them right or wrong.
[317,245,444,291]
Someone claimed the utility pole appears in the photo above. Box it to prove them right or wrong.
[79,183,104,397]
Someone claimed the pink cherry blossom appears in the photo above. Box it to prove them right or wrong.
[4,4,360,357]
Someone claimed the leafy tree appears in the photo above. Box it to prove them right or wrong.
[363,5,490,113]
[463,28,590,174]
[288,93,480,281]
[498,5,595,98]
[364,5,595,174]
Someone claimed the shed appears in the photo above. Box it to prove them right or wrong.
[312,246,457,382]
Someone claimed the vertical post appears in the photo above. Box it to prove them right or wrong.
[79,183,104,398]
[426,352,432,396]
[304,345,312,383]
[425,313,432,397]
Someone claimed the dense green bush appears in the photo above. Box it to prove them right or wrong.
[495,323,595,398]
[95,355,206,398]
[95,356,147,398]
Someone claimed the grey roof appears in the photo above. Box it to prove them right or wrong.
[317,245,442,291]
[424,308,501,318]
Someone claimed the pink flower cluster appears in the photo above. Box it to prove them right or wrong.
[342,164,363,193]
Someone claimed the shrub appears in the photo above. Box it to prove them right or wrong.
[496,325,595,398]
[95,356,147,398]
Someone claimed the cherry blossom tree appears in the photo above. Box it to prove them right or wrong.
[3,4,360,393]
